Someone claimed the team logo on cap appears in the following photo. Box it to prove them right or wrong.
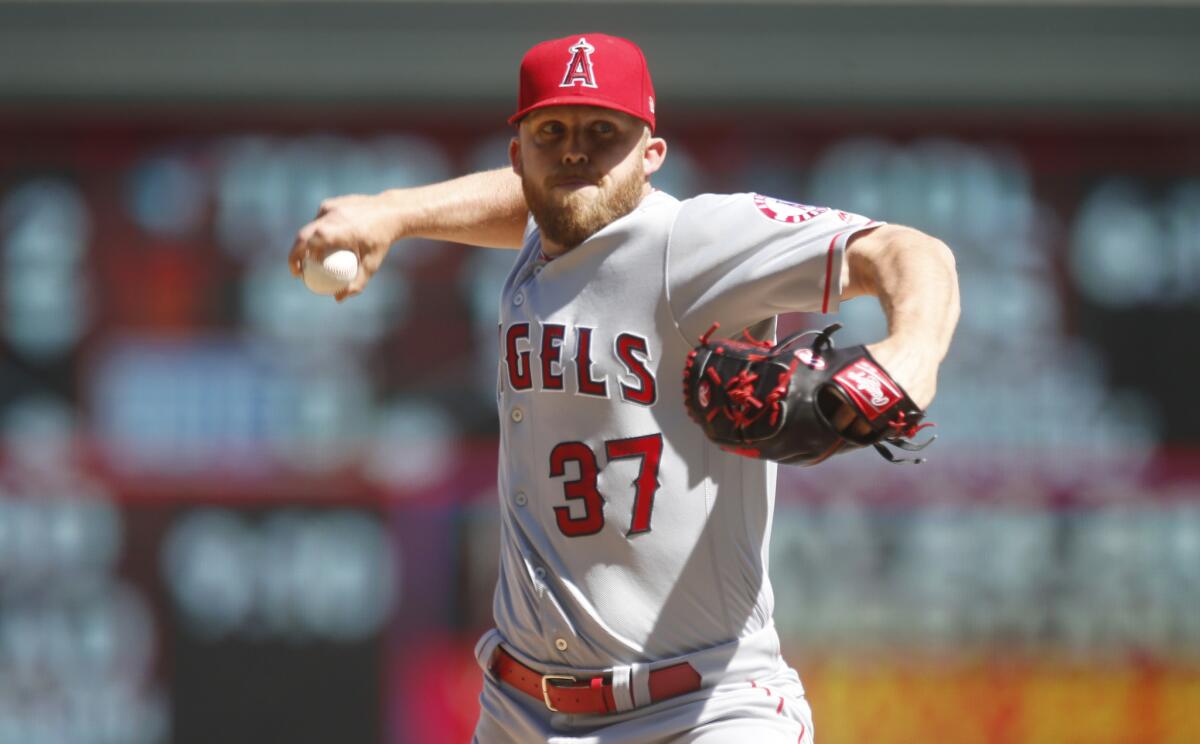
[561,37,598,89]
[753,194,828,224]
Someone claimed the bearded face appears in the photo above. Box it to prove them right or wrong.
[521,155,647,249]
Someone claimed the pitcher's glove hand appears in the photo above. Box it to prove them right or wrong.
[682,323,936,465]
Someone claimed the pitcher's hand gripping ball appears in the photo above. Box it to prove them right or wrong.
[683,323,936,465]
[302,249,359,296]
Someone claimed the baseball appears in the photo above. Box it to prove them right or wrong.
[302,249,359,296]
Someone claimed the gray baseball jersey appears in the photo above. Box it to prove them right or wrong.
[486,190,877,673]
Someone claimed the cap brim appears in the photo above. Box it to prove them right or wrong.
[508,96,654,132]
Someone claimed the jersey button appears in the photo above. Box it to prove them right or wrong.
[511,408,524,423]
[514,492,528,506]
[513,291,525,306]
[554,638,568,652]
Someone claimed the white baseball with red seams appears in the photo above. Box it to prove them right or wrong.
[302,249,358,296]
[472,189,878,743]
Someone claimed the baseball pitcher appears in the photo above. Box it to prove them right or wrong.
[290,33,959,744]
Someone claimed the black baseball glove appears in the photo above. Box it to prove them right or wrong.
[682,323,935,465]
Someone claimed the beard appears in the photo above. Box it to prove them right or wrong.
[522,162,646,250]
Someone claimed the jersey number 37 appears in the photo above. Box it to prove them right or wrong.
[549,433,663,538]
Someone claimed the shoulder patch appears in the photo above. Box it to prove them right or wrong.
[752,194,828,224]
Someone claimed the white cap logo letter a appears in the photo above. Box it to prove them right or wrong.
[560,37,598,89]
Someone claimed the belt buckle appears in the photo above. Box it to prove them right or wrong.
[540,674,578,712]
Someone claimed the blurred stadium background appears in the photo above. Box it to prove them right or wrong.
[1,1,1199,742]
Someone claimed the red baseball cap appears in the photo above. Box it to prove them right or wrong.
[509,33,656,132]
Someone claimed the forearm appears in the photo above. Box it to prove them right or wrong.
[848,227,959,356]
[843,225,960,408]
[380,167,528,248]
[290,167,529,300]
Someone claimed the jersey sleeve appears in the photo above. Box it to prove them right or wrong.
[666,192,880,340]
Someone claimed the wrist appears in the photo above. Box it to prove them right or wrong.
[868,334,918,356]
[874,326,952,360]
[376,188,415,243]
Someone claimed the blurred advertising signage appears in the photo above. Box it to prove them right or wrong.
[0,482,165,744]
[163,508,397,641]
[87,338,371,477]
[767,458,1200,658]
[162,507,396,744]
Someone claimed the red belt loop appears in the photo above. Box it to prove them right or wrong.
[589,677,614,713]
[489,646,701,715]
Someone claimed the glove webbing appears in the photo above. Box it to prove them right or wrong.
[689,323,798,433]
